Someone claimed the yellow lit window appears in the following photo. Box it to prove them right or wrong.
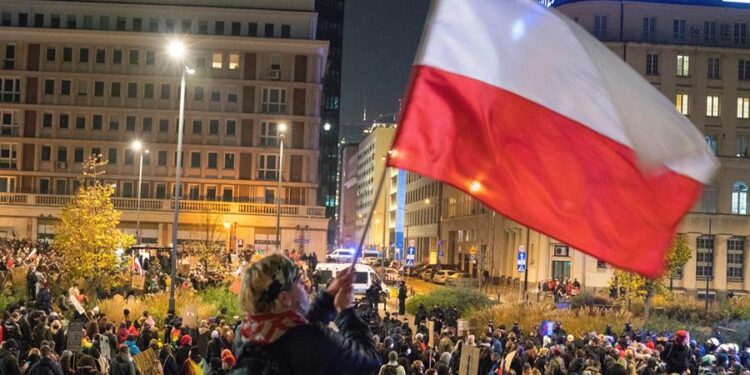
[229,53,239,70]
[676,94,689,115]
[212,53,223,69]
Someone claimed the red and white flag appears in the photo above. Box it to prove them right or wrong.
[388,0,718,277]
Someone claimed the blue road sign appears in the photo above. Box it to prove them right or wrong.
[407,246,416,260]
[517,264,527,273]
[406,259,415,267]
[517,251,527,261]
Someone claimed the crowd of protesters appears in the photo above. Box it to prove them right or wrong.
[2,248,750,374]
[539,279,582,302]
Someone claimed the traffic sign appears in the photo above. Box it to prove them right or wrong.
[517,251,527,261]
[517,264,526,273]
[407,246,416,260]
[405,259,415,267]
[469,246,477,255]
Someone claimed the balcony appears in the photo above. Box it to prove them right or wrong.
[0,193,326,218]
[595,28,750,50]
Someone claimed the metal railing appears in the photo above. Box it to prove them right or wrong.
[0,193,326,218]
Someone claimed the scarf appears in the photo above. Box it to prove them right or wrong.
[240,310,307,346]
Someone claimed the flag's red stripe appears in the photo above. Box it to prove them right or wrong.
[389,66,702,278]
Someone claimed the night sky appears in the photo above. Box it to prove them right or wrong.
[339,0,431,140]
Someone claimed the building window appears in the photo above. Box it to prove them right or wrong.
[50,14,60,28]
[0,110,15,136]
[673,19,686,40]
[643,17,656,40]
[231,21,241,36]
[0,78,20,103]
[56,146,67,162]
[144,83,154,99]
[46,47,56,62]
[99,15,109,30]
[258,154,278,180]
[192,119,202,134]
[41,145,51,161]
[210,91,220,102]
[261,88,287,114]
[206,186,217,200]
[281,24,291,38]
[108,148,117,163]
[113,49,122,64]
[740,60,750,81]
[705,134,717,155]
[596,260,607,269]
[77,80,87,96]
[197,20,207,34]
[129,49,139,65]
[44,79,55,95]
[2,45,14,70]
[75,115,85,129]
[181,19,191,33]
[0,176,14,193]
[42,113,52,128]
[74,147,84,163]
[706,95,720,118]
[93,114,102,130]
[122,182,134,198]
[116,17,126,31]
[35,14,45,28]
[190,152,201,168]
[727,237,745,279]
[133,18,142,31]
[59,114,69,129]
[735,22,748,45]
[155,183,166,199]
[209,119,219,135]
[224,153,235,169]
[194,87,204,101]
[157,150,167,166]
[126,116,136,131]
[215,21,225,35]
[228,93,237,103]
[142,117,152,132]
[110,82,121,97]
[0,143,17,168]
[61,47,72,63]
[146,50,155,65]
[732,181,748,215]
[738,97,750,119]
[109,116,119,130]
[160,84,170,99]
[226,120,236,136]
[737,135,748,157]
[124,149,134,165]
[149,18,158,32]
[79,48,89,63]
[127,82,137,98]
[260,121,283,146]
[676,55,690,77]
[229,53,239,70]
[646,53,659,75]
[92,81,103,97]
[248,22,258,37]
[207,152,218,168]
[212,53,223,69]
[708,57,721,80]
[264,23,274,37]
[61,80,72,96]
[705,21,717,41]
[594,14,607,37]
[701,184,717,213]
[159,119,168,133]
[696,235,714,278]
[676,93,689,115]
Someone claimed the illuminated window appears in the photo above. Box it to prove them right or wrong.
[676,93,689,115]
[706,95,720,117]
[732,181,748,215]
[212,53,223,69]
[676,55,690,77]
[229,53,239,70]
[738,97,750,119]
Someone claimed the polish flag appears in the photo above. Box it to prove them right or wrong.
[387,0,718,277]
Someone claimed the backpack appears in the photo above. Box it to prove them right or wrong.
[381,364,399,375]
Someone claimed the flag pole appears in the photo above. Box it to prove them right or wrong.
[351,158,390,267]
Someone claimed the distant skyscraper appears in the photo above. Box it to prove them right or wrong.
[316,0,344,244]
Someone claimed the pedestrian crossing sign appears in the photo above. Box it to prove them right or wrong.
[405,259,415,267]
[517,264,526,273]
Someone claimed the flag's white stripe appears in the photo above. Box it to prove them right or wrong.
[416,0,717,183]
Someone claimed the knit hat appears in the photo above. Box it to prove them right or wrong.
[240,254,300,314]
[222,354,236,367]
[221,349,234,360]
[180,335,192,346]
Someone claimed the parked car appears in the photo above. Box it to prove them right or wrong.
[420,268,438,281]
[432,270,458,284]
[327,248,356,263]
[408,264,428,277]
[445,272,476,287]
[383,267,402,284]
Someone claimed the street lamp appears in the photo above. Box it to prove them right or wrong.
[275,122,287,253]
[131,140,149,243]
[166,39,194,316]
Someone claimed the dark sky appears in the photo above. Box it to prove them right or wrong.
[339,0,431,139]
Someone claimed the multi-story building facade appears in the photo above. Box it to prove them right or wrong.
[435,0,750,298]
[354,124,394,250]
[314,0,344,244]
[338,142,358,248]
[0,0,330,258]
[402,173,440,263]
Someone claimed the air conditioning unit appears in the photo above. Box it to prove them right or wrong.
[54,161,67,169]
[553,245,569,257]
[691,26,701,38]
[267,69,281,80]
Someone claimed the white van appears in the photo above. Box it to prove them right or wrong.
[327,248,356,263]
[314,262,386,296]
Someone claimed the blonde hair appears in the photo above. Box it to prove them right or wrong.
[240,254,296,314]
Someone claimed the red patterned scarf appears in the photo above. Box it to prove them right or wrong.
[240,309,308,346]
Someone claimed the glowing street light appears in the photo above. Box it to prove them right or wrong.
[275,122,288,253]
[131,140,148,243]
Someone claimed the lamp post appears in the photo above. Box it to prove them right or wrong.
[275,122,287,253]
[131,140,149,243]
[166,40,194,316]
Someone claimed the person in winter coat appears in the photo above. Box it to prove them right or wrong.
[182,348,207,375]
[378,351,406,375]
[232,254,381,375]
[28,346,64,375]
[195,320,211,358]
[414,304,428,325]
[206,331,225,364]
[161,344,179,375]
[435,352,451,375]
[176,335,193,374]
[0,339,22,375]
[397,282,408,315]
[662,330,691,375]
[109,345,136,375]
[123,335,140,356]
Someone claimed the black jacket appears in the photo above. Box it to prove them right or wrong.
[207,337,225,362]
[28,357,64,375]
[662,342,690,374]
[196,330,211,358]
[0,348,21,375]
[109,353,136,375]
[232,292,381,375]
